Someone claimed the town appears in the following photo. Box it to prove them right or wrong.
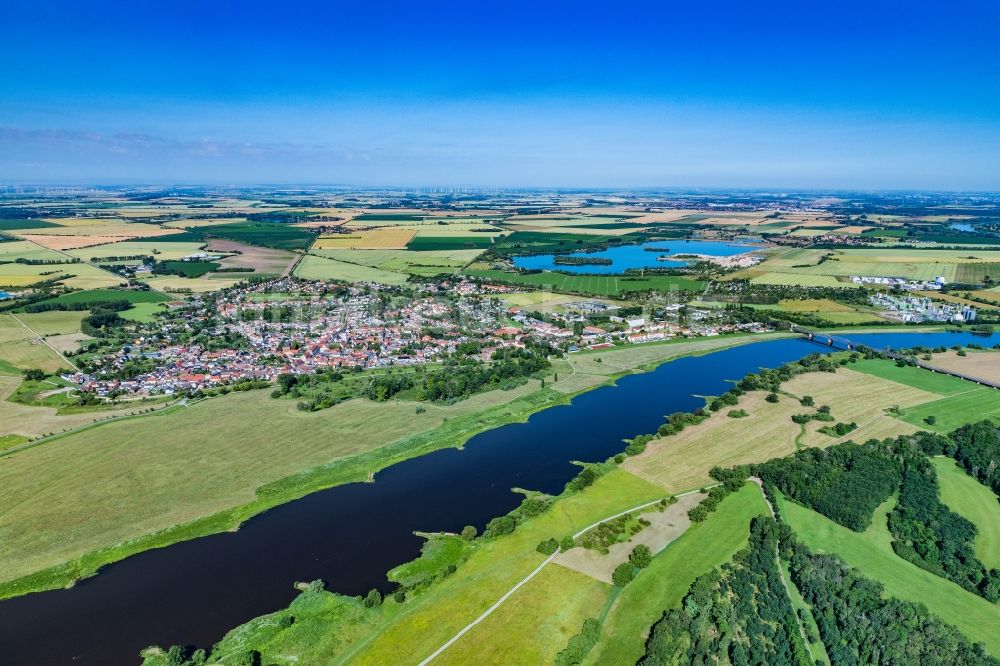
[63,277,772,398]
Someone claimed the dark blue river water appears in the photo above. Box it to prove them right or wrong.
[0,330,992,665]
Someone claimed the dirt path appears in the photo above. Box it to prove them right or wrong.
[554,492,704,583]
[417,486,711,665]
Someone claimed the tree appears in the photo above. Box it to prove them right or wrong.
[925,415,937,425]
[629,544,652,569]
[460,525,477,540]
[765,392,779,403]
[800,395,814,406]
[363,588,383,608]
[612,562,635,587]
[560,536,575,551]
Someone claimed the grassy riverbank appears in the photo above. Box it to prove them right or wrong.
[0,332,790,600]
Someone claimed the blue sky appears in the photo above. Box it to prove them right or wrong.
[2,0,999,188]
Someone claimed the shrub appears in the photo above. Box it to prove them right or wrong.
[612,562,635,587]
[629,544,652,569]
[484,515,516,537]
[537,538,559,555]
[765,393,779,403]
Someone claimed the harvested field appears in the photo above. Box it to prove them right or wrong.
[782,368,932,448]
[68,241,206,261]
[20,222,175,238]
[624,366,936,492]
[313,228,416,250]
[141,274,245,293]
[162,218,248,229]
[553,492,703,583]
[922,349,1000,385]
[205,239,297,275]
[18,234,151,251]
[623,391,802,492]
[0,375,138,440]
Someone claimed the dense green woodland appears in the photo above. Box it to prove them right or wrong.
[790,541,997,665]
[640,517,810,666]
[753,430,1000,601]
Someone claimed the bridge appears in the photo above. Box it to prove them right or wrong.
[789,324,858,350]
[791,324,1000,390]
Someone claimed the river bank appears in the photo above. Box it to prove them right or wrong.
[0,332,791,603]
[4,330,993,665]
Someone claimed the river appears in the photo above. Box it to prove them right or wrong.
[0,330,993,665]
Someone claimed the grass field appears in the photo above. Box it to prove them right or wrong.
[584,483,768,665]
[932,457,1000,569]
[33,288,171,307]
[294,254,412,285]
[779,493,1000,656]
[14,310,88,335]
[900,388,1000,433]
[955,262,1000,284]
[311,249,482,276]
[849,358,975,394]
[752,298,882,324]
[623,366,930,491]
[118,302,167,323]
[0,255,124,290]
[155,260,219,277]
[0,374,140,441]
[748,272,846,287]
[0,314,71,372]
[736,247,1000,284]
[0,383,530,585]
[348,469,664,665]
[406,235,496,251]
[623,391,801,492]
[465,269,705,296]
[437,565,610,665]
[0,240,66,262]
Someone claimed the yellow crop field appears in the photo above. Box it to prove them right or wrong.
[313,229,416,249]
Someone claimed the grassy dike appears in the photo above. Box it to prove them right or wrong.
[0,332,792,602]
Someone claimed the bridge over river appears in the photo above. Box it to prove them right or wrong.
[791,324,1000,390]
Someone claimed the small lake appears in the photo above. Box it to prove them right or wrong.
[950,222,976,232]
[511,239,760,274]
[0,330,994,665]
